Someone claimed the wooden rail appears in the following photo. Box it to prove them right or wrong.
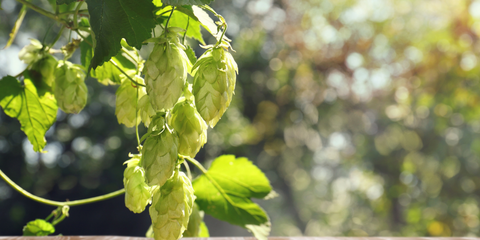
[0,237,479,240]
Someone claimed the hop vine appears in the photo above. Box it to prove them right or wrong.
[0,1,274,240]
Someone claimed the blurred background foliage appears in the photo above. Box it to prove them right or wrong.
[2,0,480,237]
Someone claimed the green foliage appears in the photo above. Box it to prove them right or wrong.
[22,219,55,236]
[0,1,273,239]
[56,0,76,5]
[85,0,156,69]
[193,155,272,240]
[0,74,57,152]
[81,38,141,85]
[169,10,204,44]
[161,0,215,6]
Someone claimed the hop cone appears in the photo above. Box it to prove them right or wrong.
[183,203,203,237]
[115,76,146,127]
[123,155,152,213]
[192,47,238,127]
[138,94,156,127]
[224,51,238,105]
[54,61,88,114]
[18,38,43,64]
[169,100,207,158]
[32,54,58,87]
[144,35,190,111]
[149,171,195,240]
[142,128,179,186]
[148,113,166,133]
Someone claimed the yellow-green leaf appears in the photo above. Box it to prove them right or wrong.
[192,155,272,240]
[0,73,57,152]
[23,219,55,236]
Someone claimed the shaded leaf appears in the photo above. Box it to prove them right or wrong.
[0,73,57,152]
[47,0,76,11]
[56,0,76,5]
[80,35,93,70]
[161,0,215,6]
[78,18,90,28]
[81,38,140,85]
[85,0,156,69]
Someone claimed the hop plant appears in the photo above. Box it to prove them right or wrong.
[115,76,146,127]
[18,38,43,64]
[138,94,156,127]
[123,154,152,213]
[54,61,88,114]
[31,54,58,87]
[144,31,191,111]
[192,47,238,127]
[142,127,179,186]
[149,171,195,240]
[169,100,207,158]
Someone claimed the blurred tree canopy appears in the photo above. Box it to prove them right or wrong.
[2,0,480,237]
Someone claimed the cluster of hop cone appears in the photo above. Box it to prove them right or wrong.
[123,28,237,240]
[18,25,237,240]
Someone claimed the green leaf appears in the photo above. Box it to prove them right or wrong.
[0,73,58,152]
[4,4,27,49]
[85,0,156,69]
[199,221,210,237]
[56,0,76,5]
[81,38,140,85]
[169,10,204,44]
[80,35,93,71]
[161,0,215,6]
[177,6,219,39]
[47,0,76,12]
[78,18,91,28]
[185,45,197,65]
[192,155,272,240]
[146,225,154,238]
[23,219,55,236]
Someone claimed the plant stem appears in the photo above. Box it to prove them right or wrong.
[49,25,65,48]
[135,86,141,146]
[75,29,92,46]
[183,156,240,209]
[15,0,59,23]
[183,161,192,180]
[0,169,125,207]
[214,22,227,48]
[73,1,84,29]
[164,7,175,33]
[110,59,146,87]
[183,156,208,174]
[121,47,140,65]
[58,9,88,17]
[182,17,189,44]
